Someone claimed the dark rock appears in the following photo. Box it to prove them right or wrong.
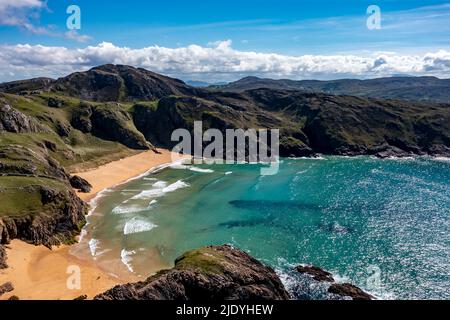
[295,265,334,282]
[0,282,14,297]
[74,294,88,300]
[95,245,290,300]
[43,140,58,152]
[47,97,64,108]
[0,245,6,269]
[70,175,92,193]
[70,102,93,133]
[56,121,71,137]
[8,295,19,300]
[0,104,44,133]
[328,283,374,300]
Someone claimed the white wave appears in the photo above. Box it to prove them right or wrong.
[189,166,214,173]
[169,163,189,170]
[288,156,326,160]
[123,218,157,235]
[162,180,189,193]
[432,156,450,163]
[143,177,157,181]
[152,181,168,188]
[112,204,146,214]
[88,238,100,257]
[121,249,136,272]
[225,171,233,175]
[130,189,164,200]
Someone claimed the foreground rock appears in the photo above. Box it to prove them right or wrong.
[328,283,374,300]
[0,282,14,297]
[95,245,290,300]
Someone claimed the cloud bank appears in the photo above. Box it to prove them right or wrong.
[0,41,449,82]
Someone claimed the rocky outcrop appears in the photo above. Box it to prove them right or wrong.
[288,264,374,300]
[0,145,69,180]
[70,102,151,150]
[91,105,151,150]
[0,245,6,269]
[0,186,87,247]
[0,145,88,249]
[0,104,44,133]
[0,282,14,297]
[95,245,290,300]
[295,265,334,282]
[70,175,92,193]
[328,283,374,300]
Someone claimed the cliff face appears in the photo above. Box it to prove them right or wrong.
[0,104,88,248]
[95,245,291,300]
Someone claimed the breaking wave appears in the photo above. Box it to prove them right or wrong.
[123,218,157,235]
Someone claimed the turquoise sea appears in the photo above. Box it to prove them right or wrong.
[74,156,450,300]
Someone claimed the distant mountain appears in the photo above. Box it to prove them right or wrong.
[0,64,200,101]
[186,80,228,87]
[211,76,450,103]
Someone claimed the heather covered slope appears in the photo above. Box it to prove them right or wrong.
[212,76,450,103]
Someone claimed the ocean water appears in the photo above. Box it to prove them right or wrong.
[74,157,450,299]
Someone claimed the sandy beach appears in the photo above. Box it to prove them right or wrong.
[0,148,188,300]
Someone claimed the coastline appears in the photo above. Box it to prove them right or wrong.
[0,148,189,300]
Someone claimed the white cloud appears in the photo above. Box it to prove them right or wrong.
[64,30,92,43]
[0,0,46,33]
[0,41,449,82]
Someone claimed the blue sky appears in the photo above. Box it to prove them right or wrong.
[0,0,449,81]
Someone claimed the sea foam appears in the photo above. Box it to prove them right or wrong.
[121,249,136,272]
[89,238,100,257]
[162,180,189,193]
[123,218,157,235]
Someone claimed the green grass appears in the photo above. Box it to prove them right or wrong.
[0,176,66,217]
[174,247,228,275]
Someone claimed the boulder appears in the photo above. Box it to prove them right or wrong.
[328,283,374,300]
[70,175,92,193]
[295,265,334,282]
[0,282,14,297]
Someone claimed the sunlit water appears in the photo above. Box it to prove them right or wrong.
[73,157,450,299]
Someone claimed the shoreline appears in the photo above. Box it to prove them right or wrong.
[0,148,189,300]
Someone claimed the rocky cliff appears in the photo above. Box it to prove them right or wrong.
[95,245,291,300]
[95,245,374,301]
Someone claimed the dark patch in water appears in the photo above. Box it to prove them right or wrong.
[218,218,268,229]
[317,222,354,234]
[229,200,322,212]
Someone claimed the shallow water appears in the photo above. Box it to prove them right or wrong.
[74,157,450,299]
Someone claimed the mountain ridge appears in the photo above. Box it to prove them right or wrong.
[210,75,450,103]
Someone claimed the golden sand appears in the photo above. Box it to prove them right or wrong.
[0,149,189,300]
